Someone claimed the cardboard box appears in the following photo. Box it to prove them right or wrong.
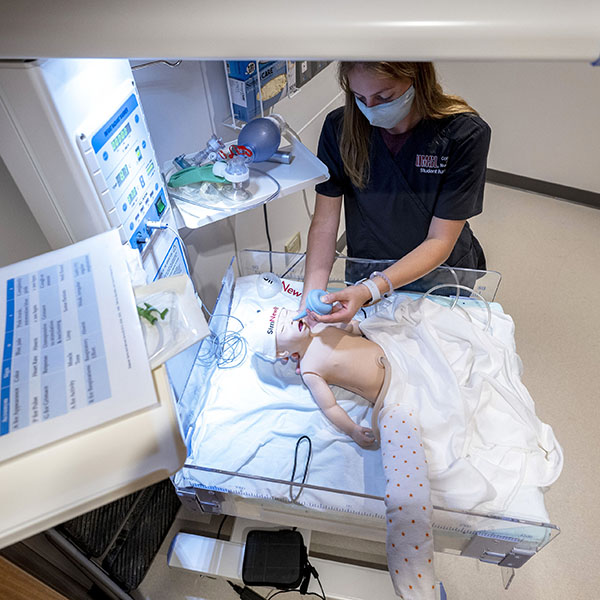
[226,61,275,82]
[295,60,314,88]
[314,61,331,76]
[296,61,331,89]
[228,60,289,122]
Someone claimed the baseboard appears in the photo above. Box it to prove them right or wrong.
[486,169,600,210]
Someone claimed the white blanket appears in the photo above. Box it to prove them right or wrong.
[175,275,384,515]
[361,295,563,518]
[174,274,562,524]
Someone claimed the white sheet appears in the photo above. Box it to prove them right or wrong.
[174,274,562,525]
[361,296,563,520]
[176,275,383,515]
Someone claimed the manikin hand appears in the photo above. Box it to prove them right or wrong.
[352,425,376,448]
[312,285,372,325]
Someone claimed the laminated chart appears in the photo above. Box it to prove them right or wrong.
[0,230,158,462]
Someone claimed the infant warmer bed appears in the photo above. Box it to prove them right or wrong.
[169,250,562,590]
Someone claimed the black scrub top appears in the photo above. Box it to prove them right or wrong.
[315,107,491,286]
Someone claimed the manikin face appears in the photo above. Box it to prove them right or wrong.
[347,67,412,108]
[275,308,310,357]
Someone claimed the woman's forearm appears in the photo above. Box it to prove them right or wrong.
[301,194,342,306]
[373,218,466,297]
[304,220,337,291]
[383,238,452,290]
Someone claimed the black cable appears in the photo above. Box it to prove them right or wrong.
[228,580,267,600]
[301,559,326,600]
[290,436,312,484]
[266,589,325,600]
[312,566,326,600]
[262,203,273,272]
[216,514,228,540]
[289,435,312,502]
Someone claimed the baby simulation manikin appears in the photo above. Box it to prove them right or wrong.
[245,305,437,600]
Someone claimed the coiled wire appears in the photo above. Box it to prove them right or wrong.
[196,310,248,369]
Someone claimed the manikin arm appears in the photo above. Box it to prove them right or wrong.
[302,372,375,448]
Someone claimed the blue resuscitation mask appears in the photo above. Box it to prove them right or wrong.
[355,85,415,129]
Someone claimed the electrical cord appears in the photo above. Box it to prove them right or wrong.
[313,571,326,600]
[262,203,273,273]
[248,166,281,274]
[146,219,248,368]
[228,581,267,600]
[314,574,326,600]
[131,59,182,70]
[249,167,281,204]
[267,591,325,600]
[265,562,326,600]
[289,436,312,503]
[196,305,248,369]
[216,514,228,540]
[145,221,190,275]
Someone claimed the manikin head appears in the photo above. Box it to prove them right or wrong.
[274,307,311,358]
[246,306,311,361]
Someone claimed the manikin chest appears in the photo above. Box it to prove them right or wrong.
[300,328,385,402]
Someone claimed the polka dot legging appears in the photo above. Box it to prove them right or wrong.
[380,403,435,600]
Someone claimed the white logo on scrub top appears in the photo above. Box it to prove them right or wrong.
[415,154,448,174]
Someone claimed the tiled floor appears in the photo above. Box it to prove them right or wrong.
[136,184,600,600]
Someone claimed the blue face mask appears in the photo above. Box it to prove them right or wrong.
[355,85,415,129]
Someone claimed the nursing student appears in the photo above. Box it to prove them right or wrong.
[300,61,491,324]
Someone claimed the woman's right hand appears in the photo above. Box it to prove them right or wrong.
[295,293,321,328]
[312,284,372,324]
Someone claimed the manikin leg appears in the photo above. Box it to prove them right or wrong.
[380,403,435,600]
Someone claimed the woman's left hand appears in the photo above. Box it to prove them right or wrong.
[311,284,371,324]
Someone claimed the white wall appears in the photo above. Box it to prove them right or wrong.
[134,59,600,306]
[134,61,342,307]
[437,61,600,192]
[0,156,50,267]
[2,59,595,304]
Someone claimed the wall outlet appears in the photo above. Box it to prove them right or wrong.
[284,231,301,254]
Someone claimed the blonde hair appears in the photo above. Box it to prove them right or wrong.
[337,62,477,189]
